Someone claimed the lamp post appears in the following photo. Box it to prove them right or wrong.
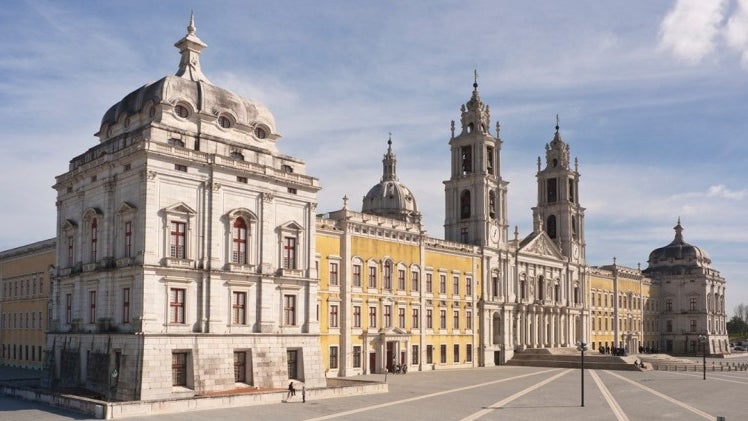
[577,341,588,407]
[698,335,707,380]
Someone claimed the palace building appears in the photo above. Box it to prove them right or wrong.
[0,16,731,399]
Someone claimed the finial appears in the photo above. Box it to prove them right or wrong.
[613,256,617,265]
[188,10,196,34]
[555,114,560,132]
[450,120,455,137]
[473,69,478,89]
[537,156,541,172]
[637,262,641,271]
[388,132,392,146]
[514,225,519,241]
[496,121,500,136]
[575,157,579,172]
[677,216,681,225]
[343,195,349,209]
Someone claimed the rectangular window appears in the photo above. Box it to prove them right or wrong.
[233,291,246,324]
[411,270,419,292]
[124,221,132,258]
[440,274,446,294]
[412,308,420,329]
[466,344,473,362]
[398,307,405,328]
[172,352,188,386]
[666,319,673,332]
[369,306,377,328]
[330,304,339,328]
[453,310,459,330]
[352,264,362,287]
[547,178,558,202]
[426,309,433,329]
[237,176,248,184]
[67,236,74,267]
[90,219,98,262]
[353,346,362,368]
[412,345,419,365]
[466,277,472,296]
[234,351,246,383]
[440,344,447,364]
[426,345,433,364]
[690,319,697,332]
[466,311,472,330]
[454,344,460,363]
[353,305,361,328]
[89,290,96,324]
[170,221,186,259]
[689,297,697,311]
[175,164,187,172]
[170,288,185,323]
[460,227,468,243]
[329,262,339,286]
[368,267,377,288]
[329,346,339,369]
[426,273,433,293]
[398,270,406,290]
[384,305,392,327]
[65,293,72,324]
[384,263,392,290]
[232,219,248,264]
[283,237,296,269]
[453,276,459,295]
[440,310,446,329]
[122,287,130,324]
[284,295,296,325]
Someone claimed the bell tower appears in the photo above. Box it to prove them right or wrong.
[444,73,508,248]
[532,117,585,263]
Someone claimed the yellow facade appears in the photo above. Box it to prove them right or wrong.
[0,238,55,369]
[317,209,481,375]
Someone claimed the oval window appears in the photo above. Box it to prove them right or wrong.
[175,105,189,118]
[218,115,232,128]
[254,127,267,139]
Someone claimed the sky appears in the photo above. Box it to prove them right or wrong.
[1,1,747,315]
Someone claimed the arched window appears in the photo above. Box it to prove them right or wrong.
[460,190,471,219]
[537,276,544,300]
[547,215,557,239]
[488,191,496,219]
[232,218,248,264]
[572,216,578,239]
[520,278,526,300]
[90,218,98,262]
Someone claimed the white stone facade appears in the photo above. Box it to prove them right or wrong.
[47,16,323,400]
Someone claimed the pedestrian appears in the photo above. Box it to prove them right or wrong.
[287,382,295,400]
[302,385,306,403]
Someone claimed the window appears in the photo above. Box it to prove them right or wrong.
[352,264,362,287]
[690,319,697,332]
[466,277,472,296]
[412,308,420,328]
[90,218,98,262]
[547,178,557,202]
[460,190,471,219]
[426,273,433,293]
[233,292,246,324]
[353,346,362,368]
[232,218,248,264]
[426,309,433,329]
[466,344,473,362]
[284,295,296,325]
[329,346,339,369]
[369,306,377,328]
[384,261,392,290]
[254,127,267,139]
[453,310,460,329]
[353,305,361,328]
[398,307,405,328]
[65,293,72,324]
[487,146,495,174]
[666,319,673,332]
[170,221,187,259]
[460,227,468,243]
[283,237,296,269]
[172,352,188,386]
[89,291,96,324]
[460,146,472,174]
[329,305,339,328]
[466,311,472,330]
[454,344,460,363]
[67,235,74,267]
[665,298,673,312]
[689,297,697,311]
[124,221,133,258]
[440,274,446,294]
[122,288,130,324]
[426,345,433,364]
[329,262,339,286]
[452,276,459,295]
[174,164,187,172]
[489,191,496,219]
[440,310,446,329]
[174,104,189,118]
[234,351,246,383]
[237,176,248,183]
[569,179,575,203]
[398,270,406,290]
[170,288,185,323]
[440,344,447,364]
[218,115,232,129]
[547,215,557,239]
[411,270,419,291]
[412,345,419,365]
[368,266,377,288]
[384,305,392,327]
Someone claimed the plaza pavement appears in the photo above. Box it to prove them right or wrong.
[2,358,747,420]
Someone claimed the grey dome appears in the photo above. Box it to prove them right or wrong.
[361,140,421,224]
[645,220,712,272]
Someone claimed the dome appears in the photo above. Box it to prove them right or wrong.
[97,14,276,141]
[361,139,421,224]
[645,219,712,271]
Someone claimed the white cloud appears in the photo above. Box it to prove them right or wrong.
[725,0,748,67]
[659,0,727,64]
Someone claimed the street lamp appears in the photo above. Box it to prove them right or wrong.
[698,335,707,380]
[576,341,588,407]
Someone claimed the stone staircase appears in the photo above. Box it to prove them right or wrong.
[506,348,641,371]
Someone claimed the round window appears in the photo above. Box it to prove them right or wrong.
[254,127,267,139]
[218,115,232,129]
[175,105,189,118]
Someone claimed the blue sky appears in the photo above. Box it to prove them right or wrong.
[1,1,747,314]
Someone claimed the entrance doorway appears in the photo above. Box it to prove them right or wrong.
[494,350,501,366]
[369,352,376,374]
[287,350,298,379]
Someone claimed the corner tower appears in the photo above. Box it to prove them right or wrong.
[532,117,585,263]
[444,74,508,248]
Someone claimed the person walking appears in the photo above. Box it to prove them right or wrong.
[287,382,295,400]
[302,385,306,403]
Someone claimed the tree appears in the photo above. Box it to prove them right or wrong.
[734,303,747,323]
[727,315,748,337]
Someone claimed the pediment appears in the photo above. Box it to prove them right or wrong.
[118,201,137,214]
[518,231,564,259]
[279,220,304,232]
[163,202,196,215]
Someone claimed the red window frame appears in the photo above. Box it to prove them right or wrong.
[170,288,185,323]
[233,291,246,324]
[233,218,248,264]
[170,222,186,259]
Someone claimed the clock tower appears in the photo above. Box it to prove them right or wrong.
[444,74,508,248]
[532,117,585,263]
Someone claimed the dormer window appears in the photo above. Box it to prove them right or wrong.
[175,104,189,118]
[254,126,267,139]
[281,164,293,173]
[168,138,185,148]
[218,115,232,129]
[230,151,244,161]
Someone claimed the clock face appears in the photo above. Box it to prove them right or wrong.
[572,244,579,258]
[490,225,499,243]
